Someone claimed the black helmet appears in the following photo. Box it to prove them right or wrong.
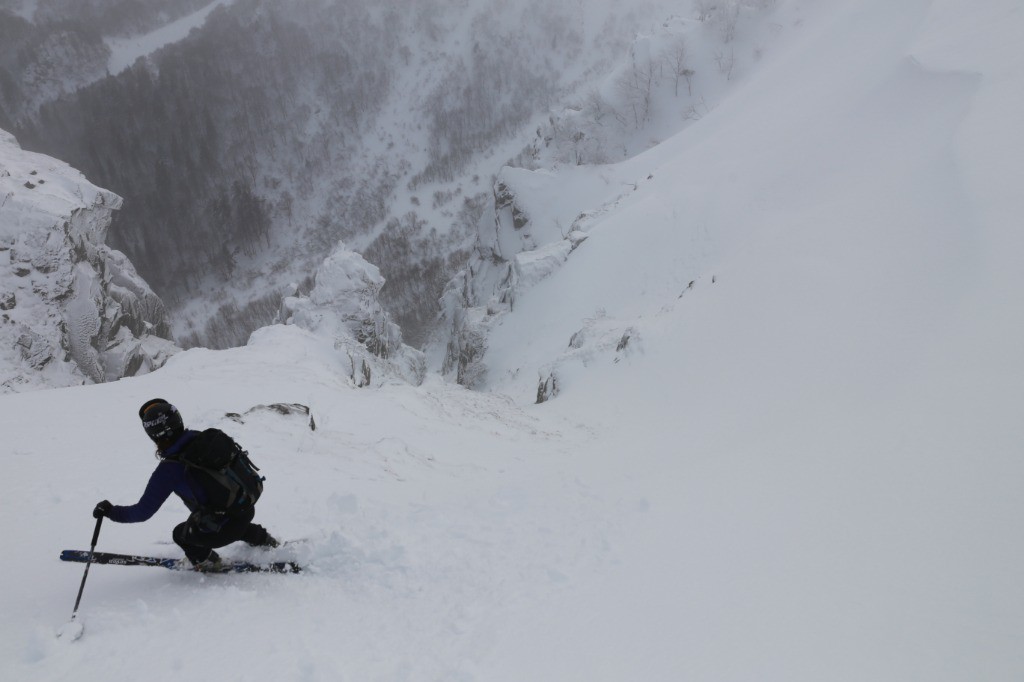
[139,399,184,445]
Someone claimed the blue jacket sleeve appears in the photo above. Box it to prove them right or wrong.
[107,462,176,523]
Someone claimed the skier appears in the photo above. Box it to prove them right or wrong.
[93,399,278,571]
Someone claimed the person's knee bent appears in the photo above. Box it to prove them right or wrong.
[172,521,189,546]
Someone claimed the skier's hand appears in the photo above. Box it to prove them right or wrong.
[93,500,113,519]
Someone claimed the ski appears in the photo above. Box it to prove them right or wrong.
[154,537,308,548]
[60,549,301,574]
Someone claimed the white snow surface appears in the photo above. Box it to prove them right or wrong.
[105,0,233,75]
[3,0,1024,679]
[6,0,37,22]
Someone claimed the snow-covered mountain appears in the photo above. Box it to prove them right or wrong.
[0,126,430,393]
[439,1,805,387]
[0,0,218,126]
[104,0,235,75]
[0,130,177,392]
[12,0,734,350]
[2,0,1023,680]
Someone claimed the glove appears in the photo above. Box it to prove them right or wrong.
[93,500,113,519]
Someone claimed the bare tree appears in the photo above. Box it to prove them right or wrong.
[694,0,715,22]
[616,48,656,129]
[582,89,610,128]
[682,96,711,121]
[714,48,736,81]
[720,3,741,43]
[665,35,695,97]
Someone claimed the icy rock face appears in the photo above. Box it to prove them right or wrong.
[441,168,591,388]
[279,245,425,386]
[0,130,177,393]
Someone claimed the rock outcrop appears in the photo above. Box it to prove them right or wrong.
[0,129,177,392]
[278,244,426,387]
[440,167,596,388]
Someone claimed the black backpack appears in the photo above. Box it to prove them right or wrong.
[174,428,264,512]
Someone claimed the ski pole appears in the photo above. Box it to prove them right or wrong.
[72,515,104,613]
[59,515,103,639]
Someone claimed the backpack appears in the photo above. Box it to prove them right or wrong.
[174,428,264,512]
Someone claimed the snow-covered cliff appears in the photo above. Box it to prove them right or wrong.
[0,129,176,392]
[277,244,426,387]
[440,2,786,390]
[440,166,606,388]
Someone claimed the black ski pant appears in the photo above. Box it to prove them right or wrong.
[172,507,271,563]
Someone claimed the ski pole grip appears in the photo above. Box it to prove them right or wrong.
[90,515,103,548]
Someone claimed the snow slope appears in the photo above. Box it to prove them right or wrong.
[105,0,233,74]
[1,326,611,680]
[2,0,1023,680]
[474,0,1024,678]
